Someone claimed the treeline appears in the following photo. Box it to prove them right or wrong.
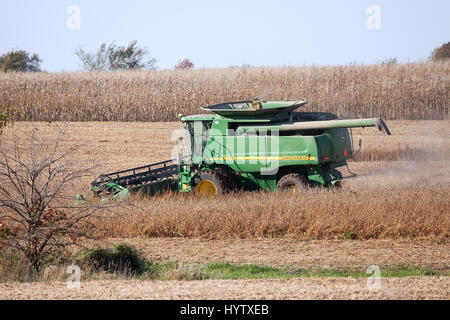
[0,41,194,72]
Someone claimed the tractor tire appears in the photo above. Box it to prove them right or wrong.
[214,167,238,192]
[331,180,343,188]
[276,173,307,193]
[194,170,227,197]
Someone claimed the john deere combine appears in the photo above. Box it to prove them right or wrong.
[89,100,391,199]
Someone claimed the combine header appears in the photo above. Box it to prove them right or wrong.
[86,100,391,199]
[90,160,178,199]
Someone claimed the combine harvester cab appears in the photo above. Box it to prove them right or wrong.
[87,99,391,200]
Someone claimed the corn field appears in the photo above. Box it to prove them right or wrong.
[0,62,449,121]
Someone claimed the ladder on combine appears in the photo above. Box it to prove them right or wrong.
[91,159,178,197]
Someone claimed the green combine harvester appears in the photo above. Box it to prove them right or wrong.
[88,100,391,199]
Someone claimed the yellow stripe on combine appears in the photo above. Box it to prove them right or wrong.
[210,156,316,161]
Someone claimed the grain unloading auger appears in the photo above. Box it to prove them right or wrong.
[82,100,391,200]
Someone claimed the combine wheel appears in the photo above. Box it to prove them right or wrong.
[331,180,343,188]
[214,167,238,192]
[194,170,227,197]
[276,173,307,193]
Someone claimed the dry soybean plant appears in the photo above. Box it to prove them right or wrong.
[92,184,450,241]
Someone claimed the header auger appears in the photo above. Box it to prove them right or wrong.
[85,99,391,200]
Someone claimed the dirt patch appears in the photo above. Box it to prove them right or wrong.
[89,238,450,270]
[1,277,448,300]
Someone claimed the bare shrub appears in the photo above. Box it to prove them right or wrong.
[174,58,194,70]
[0,126,113,276]
[76,242,151,276]
[430,42,450,61]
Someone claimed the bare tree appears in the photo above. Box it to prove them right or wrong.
[75,41,157,71]
[0,126,112,275]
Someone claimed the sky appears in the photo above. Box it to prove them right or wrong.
[1,0,449,72]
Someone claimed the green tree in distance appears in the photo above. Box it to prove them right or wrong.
[0,50,42,72]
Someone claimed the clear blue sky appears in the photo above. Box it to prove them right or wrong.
[1,0,449,71]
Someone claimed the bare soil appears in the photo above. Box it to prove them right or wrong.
[90,238,449,270]
[1,277,448,300]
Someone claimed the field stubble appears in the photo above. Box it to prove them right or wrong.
[1,277,449,299]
